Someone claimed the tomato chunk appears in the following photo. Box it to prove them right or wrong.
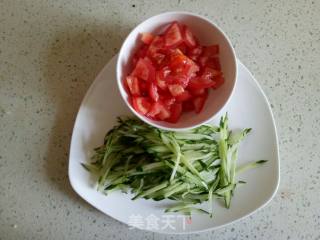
[189,87,207,97]
[147,102,162,118]
[131,57,156,82]
[126,76,140,96]
[149,82,159,102]
[188,77,216,90]
[164,22,183,48]
[193,91,208,113]
[187,46,203,61]
[132,97,151,115]
[182,25,197,48]
[156,67,171,90]
[168,84,185,97]
[175,90,192,102]
[212,76,225,89]
[162,97,176,109]
[167,103,182,123]
[141,32,155,44]
[183,100,195,112]
[202,45,219,56]
[205,57,221,70]
[157,105,171,120]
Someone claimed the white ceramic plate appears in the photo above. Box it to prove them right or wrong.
[68,55,280,234]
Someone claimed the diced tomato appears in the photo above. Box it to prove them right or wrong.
[166,75,189,88]
[131,57,156,82]
[169,49,188,68]
[139,80,148,96]
[156,75,167,90]
[182,101,195,112]
[167,103,182,123]
[212,76,225,89]
[205,57,221,70]
[134,45,148,59]
[164,22,183,48]
[202,67,222,79]
[168,84,185,97]
[182,25,197,48]
[132,97,151,115]
[175,90,192,102]
[147,36,165,58]
[202,45,219,57]
[149,82,159,102]
[177,43,188,54]
[156,67,171,90]
[193,91,208,113]
[188,77,216,90]
[169,49,199,77]
[126,76,140,96]
[157,105,171,120]
[152,53,166,65]
[147,102,162,117]
[162,96,176,109]
[141,32,155,44]
[199,56,208,67]
[189,87,207,96]
[184,61,200,77]
[132,45,149,66]
[187,46,203,61]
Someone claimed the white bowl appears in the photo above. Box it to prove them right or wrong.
[116,12,237,131]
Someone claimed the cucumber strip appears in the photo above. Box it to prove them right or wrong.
[236,160,268,174]
[132,181,169,200]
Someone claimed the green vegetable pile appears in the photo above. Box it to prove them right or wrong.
[82,114,266,216]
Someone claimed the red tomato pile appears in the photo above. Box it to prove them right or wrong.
[125,21,224,123]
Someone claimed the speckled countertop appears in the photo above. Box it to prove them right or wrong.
[1,0,319,239]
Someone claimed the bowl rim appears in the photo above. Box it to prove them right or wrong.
[116,11,237,131]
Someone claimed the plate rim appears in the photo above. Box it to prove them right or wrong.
[68,55,280,234]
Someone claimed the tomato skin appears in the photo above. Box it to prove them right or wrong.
[166,103,182,123]
[164,22,183,48]
[141,32,155,44]
[126,76,140,96]
[149,82,159,102]
[132,97,151,115]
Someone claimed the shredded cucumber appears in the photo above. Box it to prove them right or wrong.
[82,114,267,216]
